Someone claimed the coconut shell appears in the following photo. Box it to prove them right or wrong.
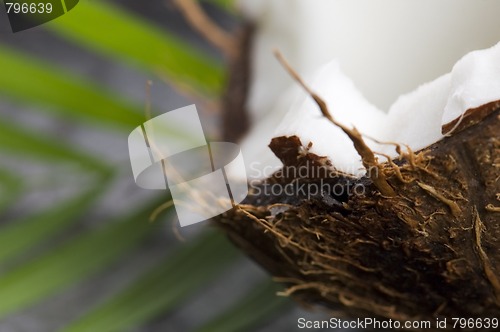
[216,25,500,329]
[218,108,500,327]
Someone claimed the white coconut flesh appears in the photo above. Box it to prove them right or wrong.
[237,0,500,179]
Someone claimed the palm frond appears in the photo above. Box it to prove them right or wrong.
[0,0,296,330]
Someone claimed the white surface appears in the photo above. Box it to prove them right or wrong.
[239,0,500,178]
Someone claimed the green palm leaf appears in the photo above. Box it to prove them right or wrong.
[0,169,23,213]
[47,1,225,96]
[0,45,144,130]
[0,199,164,318]
[0,120,110,173]
[0,180,109,266]
[62,231,239,332]
[0,0,291,330]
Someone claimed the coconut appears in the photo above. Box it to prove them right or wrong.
[236,0,500,180]
[215,0,500,327]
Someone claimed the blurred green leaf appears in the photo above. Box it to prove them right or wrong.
[0,199,164,318]
[62,231,239,332]
[195,280,290,332]
[0,44,209,145]
[0,120,111,174]
[0,181,109,267]
[48,1,225,96]
[0,169,23,213]
[0,2,286,331]
[0,45,144,130]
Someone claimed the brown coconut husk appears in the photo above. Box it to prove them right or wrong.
[174,4,500,328]
[218,107,499,324]
[217,28,500,330]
